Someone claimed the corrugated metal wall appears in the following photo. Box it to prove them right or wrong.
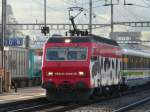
[0,47,29,78]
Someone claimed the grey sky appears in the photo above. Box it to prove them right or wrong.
[0,0,150,37]
[0,0,149,23]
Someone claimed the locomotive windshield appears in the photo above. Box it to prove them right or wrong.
[46,47,87,61]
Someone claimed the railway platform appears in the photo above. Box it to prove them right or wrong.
[0,87,45,104]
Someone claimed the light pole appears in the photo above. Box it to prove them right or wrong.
[110,0,114,33]
[1,0,7,69]
[89,0,92,34]
[41,0,49,36]
[104,0,119,38]
[1,0,7,92]
[44,0,46,28]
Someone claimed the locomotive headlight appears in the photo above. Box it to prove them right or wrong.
[79,72,85,76]
[65,39,71,43]
[47,72,53,76]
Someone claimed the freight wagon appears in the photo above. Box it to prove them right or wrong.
[0,47,41,87]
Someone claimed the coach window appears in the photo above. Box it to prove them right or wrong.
[127,56,131,69]
[145,59,147,68]
[131,57,133,69]
[147,58,149,68]
[145,58,147,68]
[120,61,122,69]
[142,58,144,68]
[137,57,139,68]
[134,57,137,69]
[131,57,134,69]
[140,57,143,68]
[139,58,141,68]
[144,58,146,68]
[146,59,148,68]
[149,59,150,68]
[135,57,137,68]
[138,58,140,68]
[146,58,148,68]
[130,56,132,69]
[140,58,143,68]
[143,58,145,68]
[122,55,127,70]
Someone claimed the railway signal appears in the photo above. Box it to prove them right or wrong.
[41,26,49,35]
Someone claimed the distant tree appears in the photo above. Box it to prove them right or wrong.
[0,5,23,38]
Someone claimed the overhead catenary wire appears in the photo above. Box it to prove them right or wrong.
[8,0,150,30]
[115,3,142,22]
[34,0,66,11]
[122,5,148,21]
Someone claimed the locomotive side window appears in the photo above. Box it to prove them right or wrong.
[112,60,114,69]
[46,47,87,61]
[104,58,110,71]
[116,59,118,77]
[107,58,111,69]
[104,58,107,72]
[101,58,103,69]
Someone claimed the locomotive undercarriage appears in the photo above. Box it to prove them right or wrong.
[46,88,94,101]
[43,81,129,101]
[43,81,94,101]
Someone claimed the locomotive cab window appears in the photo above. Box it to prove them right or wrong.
[46,47,87,61]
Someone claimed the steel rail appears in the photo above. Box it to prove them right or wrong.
[113,96,150,112]
[1,84,150,112]
[0,97,48,112]
[8,102,60,112]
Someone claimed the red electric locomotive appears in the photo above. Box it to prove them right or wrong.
[42,35,122,101]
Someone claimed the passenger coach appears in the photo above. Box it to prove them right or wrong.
[121,47,150,87]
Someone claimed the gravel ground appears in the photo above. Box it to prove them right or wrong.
[68,88,150,112]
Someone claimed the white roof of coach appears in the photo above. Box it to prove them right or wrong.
[122,48,150,58]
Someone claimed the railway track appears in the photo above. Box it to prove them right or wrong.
[1,84,150,112]
[8,102,61,112]
[0,97,49,112]
[24,84,150,112]
[113,96,150,112]
[0,94,116,112]
[68,84,150,112]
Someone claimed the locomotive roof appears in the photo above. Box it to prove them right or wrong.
[47,35,119,46]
